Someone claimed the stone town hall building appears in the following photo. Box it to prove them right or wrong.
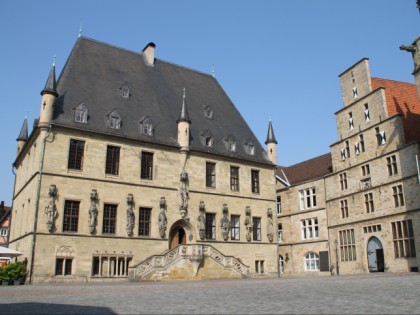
[10,37,279,283]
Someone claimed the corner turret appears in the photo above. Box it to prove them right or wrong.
[177,88,191,168]
[16,116,28,155]
[39,59,58,129]
[265,119,277,164]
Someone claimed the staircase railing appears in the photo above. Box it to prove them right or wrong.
[129,244,249,280]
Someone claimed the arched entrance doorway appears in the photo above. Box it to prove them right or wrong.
[170,226,186,249]
[367,236,384,272]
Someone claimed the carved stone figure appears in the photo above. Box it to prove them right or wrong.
[126,193,135,236]
[267,208,274,242]
[179,170,189,219]
[220,204,230,241]
[244,206,252,242]
[400,40,420,72]
[158,197,167,238]
[88,189,99,234]
[197,201,206,240]
[45,184,58,232]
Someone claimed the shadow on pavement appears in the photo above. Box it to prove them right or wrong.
[1,302,116,314]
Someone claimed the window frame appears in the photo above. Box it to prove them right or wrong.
[140,151,154,180]
[138,207,152,237]
[391,220,416,258]
[339,229,357,261]
[252,217,262,241]
[304,252,320,271]
[230,215,240,240]
[63,200,80,233]
[67,139,85,171]
[102,204,117,235]
[299,187,317,210]
[364,192,374,213]
[276,195,282,216]
[230,166,240,191]
[251,170,260,194]
[105,145,120,176]
[205,162,216,188]
[339,172,348,191]
[340,199,349,218]
[392,185,405,208]
[387,155,398,176]
[301,218,319,240]
[205,213,216,240]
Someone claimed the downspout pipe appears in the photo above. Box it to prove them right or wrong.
[416,155,420,184]
[29,124,52,284]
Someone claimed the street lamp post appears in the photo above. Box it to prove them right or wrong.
[334,239,339,276]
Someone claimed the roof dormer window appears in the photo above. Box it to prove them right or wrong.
[74,103,88,123]
[107,110,121,130]
[139,116,153,136]
[205,136,213,147]
[200,130,214,148]
[224,135,237,152]
[244,140,255,156]
[120,85,130,99]
[202,105,213,119]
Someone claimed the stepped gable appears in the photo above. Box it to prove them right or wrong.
[372,77,420,144]
[277,153,332,186]
[53,37,271,164]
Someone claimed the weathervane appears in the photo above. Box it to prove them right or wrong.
[79,21,83,38]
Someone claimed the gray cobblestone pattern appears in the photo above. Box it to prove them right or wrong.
[1,273,419,314]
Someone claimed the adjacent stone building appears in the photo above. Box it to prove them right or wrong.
[276,58,420,276]
[9,37,278,283]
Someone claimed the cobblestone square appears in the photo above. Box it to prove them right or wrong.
[1,273,419,314]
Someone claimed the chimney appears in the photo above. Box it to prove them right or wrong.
[142,42,156,66]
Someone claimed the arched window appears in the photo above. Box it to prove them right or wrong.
[55,246,75,276]
[74,103,88,123]
[304,252,319,271]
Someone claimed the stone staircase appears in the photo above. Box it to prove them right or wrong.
[128,244,249,281]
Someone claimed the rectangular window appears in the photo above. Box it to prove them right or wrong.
[205,213,216,239]
[230,215,240,240]
[55,258,73,275]
[68,139,85,170]
[138,207,152,236]
[140,151,154,180]
[339,229,356,261]
[63,200,80,232]
[0,228,8,236]
[339,173,348,190]
[230,166,240,191]
[363,224,382,234]
[361,164,370,176]
[387,155,398,176]
[251,170,260,193]
[276,196,281,215]
[301,218,319,240]
[376,127,386,145]
[345,140,351,158]
[391,220,416,258]
[359,134,365,153]
[299,188,317,210]
[252,217,261,241]
[206,162,216,188]
[392,185,405,208]
[102,204,117,234]
[255,260,264,274]
[348,112,354,130]
[278,223,283,243]
[340,199,349,218]
[364,103,370,122]
[364,192,374,213]
[105,145,120,175]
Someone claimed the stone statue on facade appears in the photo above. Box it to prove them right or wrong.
[197,201,206,240]
[158,197,167,238]
[126,193,135,236]
[267,208,274,242]
[88,189,99,234]
[400,40,420,72]
[244,206,252,242]
[179,170,189,219]
[220,204,230,241]
[45,184,58,232]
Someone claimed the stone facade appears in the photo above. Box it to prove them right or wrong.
[9,38,278,283]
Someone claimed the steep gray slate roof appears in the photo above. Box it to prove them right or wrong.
[53,37,271,165]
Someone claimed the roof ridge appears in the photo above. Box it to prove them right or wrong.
[371,77,416,86]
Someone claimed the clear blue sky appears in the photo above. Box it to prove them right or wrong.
[1,0,419,206]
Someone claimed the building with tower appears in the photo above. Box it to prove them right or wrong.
[9,37,278,283]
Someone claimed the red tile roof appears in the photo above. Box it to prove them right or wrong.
[277,153,332,186]
[371,77,420,143]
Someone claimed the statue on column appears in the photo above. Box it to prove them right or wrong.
[220,204,230,241]
[45,184,58,232]
[126,193,135,236]
[267,208,274,242]
[197,201,206,240]
[158,197,167,238]
[179,170,189,219]
[88,189,99,234]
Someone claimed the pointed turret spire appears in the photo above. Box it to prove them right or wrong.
[41,58,58,97]
[177,88,191,123]
[265,119,277,144]
[17,116,28,142]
